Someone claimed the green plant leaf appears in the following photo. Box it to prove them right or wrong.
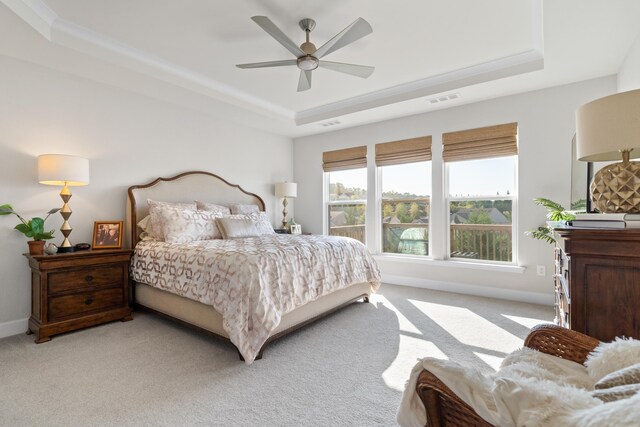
[30,217,45,235]
[34,231,55,240]
[47,208,61,214]
[0,204,14,215]
[525,226,556,244]
[533,198,566,212]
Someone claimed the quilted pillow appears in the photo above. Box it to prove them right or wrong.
[592,383,640,402]
[147,199,196,241]
[223,212,275,236]
[586,337,640,381]
[216,217,260,239]
[229,203,260,214]
[195,200,231,215]
[595,362,640,390]
[156,206,223,243]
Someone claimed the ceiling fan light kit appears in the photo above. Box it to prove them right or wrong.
[236,16,374,91]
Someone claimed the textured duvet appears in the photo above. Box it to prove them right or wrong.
[131,234,380,363]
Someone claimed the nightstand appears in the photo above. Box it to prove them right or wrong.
[24,249,133,343]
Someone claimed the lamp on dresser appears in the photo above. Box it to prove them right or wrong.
[274,181,297,228]
[37,154,90,252]
[576,88,640,213]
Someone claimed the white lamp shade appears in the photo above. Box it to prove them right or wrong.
[38,154,90,186]
[576,88,640,161]
[275,182,297,198]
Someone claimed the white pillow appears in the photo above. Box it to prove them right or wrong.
[216,217,260,239]
[195,200,231,215]
[147,199,196,241]
[157,206,224,243]
[229,203,260,215]
[222,212,275,236]
[586,337,640,382]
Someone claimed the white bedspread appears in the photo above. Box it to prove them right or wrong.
[131,234,380,363]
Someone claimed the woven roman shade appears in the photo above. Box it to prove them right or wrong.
[442,122,518,162]
[375,136,432,167]
[322,146,367,172]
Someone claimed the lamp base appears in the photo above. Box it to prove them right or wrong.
[590,159,640,213]
[57,246,75,253]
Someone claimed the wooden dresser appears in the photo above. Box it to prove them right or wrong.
[554,228,640,341]
[25,249,133,343]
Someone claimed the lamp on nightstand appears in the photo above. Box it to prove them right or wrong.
[275,181,297,228]
[576,88,640,213]
[38,154,90,252]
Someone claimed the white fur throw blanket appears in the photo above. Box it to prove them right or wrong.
[397,344,640,427]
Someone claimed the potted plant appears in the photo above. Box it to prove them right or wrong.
[0,204,60,255]
[525,198,576,244]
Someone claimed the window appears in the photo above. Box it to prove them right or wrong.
[323,146,367,244]
[376,136,432,256]
[381,162,432,255]
[444,123,517,263]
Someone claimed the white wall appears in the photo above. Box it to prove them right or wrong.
[293,76,617,304]
[0,56,292,337]
[618,33,640,91]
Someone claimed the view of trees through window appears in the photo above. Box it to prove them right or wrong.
[325,156,516,264]
[327,169,366,244]
[380,161,432,255]
[448,156,516,262]
[449,199,513,262]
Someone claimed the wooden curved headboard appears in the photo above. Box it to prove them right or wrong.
[126,171,266,248]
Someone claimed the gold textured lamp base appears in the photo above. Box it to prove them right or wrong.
[590,155,640,213]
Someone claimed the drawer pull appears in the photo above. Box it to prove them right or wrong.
[85,275,94,283]
[85,297,94,305]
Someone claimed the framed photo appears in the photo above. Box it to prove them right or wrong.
[290,224,302,235]
[93,221,124,249]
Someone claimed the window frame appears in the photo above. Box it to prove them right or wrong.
[376,161,432,258]
[444,155,518,265]
[324,168,368,244]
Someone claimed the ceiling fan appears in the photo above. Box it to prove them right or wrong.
[236,16,374,92]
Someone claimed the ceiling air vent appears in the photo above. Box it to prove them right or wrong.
[319,120,342,127]
[427,93,460,105]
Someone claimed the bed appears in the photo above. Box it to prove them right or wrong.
[126,171,381,363]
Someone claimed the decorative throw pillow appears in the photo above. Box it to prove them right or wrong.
[157,206,223,243]
[147,199,196,241]
[586,337,640,381]
[222,212,275,236]
[595,362,640,390]
[195,200,231,215]
[229,203,260,215]
[216,217,260,239]
[137,215,154,241]
[592,383,640,402]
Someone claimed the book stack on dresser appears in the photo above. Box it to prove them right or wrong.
[567,213,640,229]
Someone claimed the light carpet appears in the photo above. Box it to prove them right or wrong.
[0,284,551,426]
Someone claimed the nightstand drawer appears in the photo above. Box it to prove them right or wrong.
[48,288,124,320]
[49,265,123,294]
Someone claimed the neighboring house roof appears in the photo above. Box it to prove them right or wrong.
[450,208,509,224]
[330,211,347,226]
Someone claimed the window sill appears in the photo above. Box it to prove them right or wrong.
[372,254,526,274]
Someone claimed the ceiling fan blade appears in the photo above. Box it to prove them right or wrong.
[313,17,373,59]
[251,16,305,57]
[319,61,374,78]
[236,59,297,69]
[297,70,312,92]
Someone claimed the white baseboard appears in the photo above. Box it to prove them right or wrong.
[0,317,29,339]
[382,274,552,306]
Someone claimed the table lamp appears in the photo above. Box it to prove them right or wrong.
[275,182,297,228]
[576,88,640,213]
[38,154,90,252]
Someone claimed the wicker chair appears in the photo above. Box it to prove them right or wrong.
[415,324,601,427]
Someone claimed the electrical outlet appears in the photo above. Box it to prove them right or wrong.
[536,265,546,276]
